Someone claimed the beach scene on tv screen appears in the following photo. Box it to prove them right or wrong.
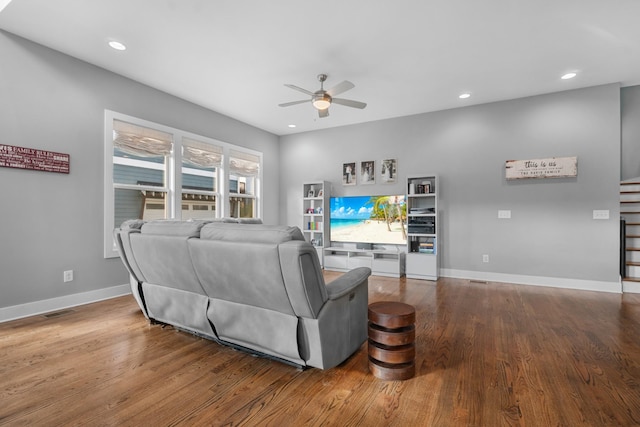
[330,195,406,245]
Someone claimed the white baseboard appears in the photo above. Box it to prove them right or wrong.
[0,284,131,323]
[1,271,629,324]
[440,269,622,294]
[622,281,640,293]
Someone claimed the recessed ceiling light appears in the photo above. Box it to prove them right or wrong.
[288,124,296,128]
[459,93,471,99]
[561,72,577,80]
[108,41,127,51]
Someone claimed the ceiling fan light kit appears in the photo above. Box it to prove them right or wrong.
[279,73,366,118]
[312,94,331,110]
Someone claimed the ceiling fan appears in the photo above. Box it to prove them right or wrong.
[279,74,367,118]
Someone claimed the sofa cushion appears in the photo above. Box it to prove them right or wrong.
[278,241,328,318]
[206,217,262,224]
[120,219,146,230]
[141,219,209,237]
[207,298,303,365]
[131,233,207,296]
[200,222,303,243]
[237,218,263,224]
[189,239,296,314]
[143,283,215,339]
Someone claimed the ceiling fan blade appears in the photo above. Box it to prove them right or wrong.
[332,98,367,109]
[278,99,310,107]
[284,84,315,96]
[318,108,330,118]
[326,80,355,97]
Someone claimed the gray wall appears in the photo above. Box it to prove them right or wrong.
[280,84,621,287]
[622,85,640,181]
[0,32,279,309]
[1,27,632,312]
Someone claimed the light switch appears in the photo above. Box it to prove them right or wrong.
[593,210,609,220]
[498,210,511,219]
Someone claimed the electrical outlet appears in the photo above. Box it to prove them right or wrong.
[482,254,489,263]
[498,210,511,219]
[63,270,73,282]
[593,210,609,220]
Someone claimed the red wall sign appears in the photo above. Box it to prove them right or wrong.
[0,144,70,174]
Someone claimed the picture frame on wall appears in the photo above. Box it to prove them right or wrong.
[381,158,397,183]
[343,162,356,186]
[360,160,375,185]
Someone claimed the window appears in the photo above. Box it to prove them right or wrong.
[181,137,222,220]
[104,111,262,257]
[228,149,260,218]
[111,120,172,225]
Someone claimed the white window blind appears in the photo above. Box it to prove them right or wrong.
[113,120,172,157]
[183,137,222,168]
[229,149,260,177]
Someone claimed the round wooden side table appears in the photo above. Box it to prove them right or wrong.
[368,301,416,380]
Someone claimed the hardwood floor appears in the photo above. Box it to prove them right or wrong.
[2,273,640,426]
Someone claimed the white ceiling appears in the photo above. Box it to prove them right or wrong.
[1,0,639,136]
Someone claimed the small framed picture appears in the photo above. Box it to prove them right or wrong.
[360,160,375,185]
[307,189,315,197]
[317,189,324,197]
[381,159,397,183]
[343,162,356,186]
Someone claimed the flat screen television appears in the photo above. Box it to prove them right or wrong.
[330,195,406,245]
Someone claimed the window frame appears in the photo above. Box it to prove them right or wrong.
[104,110,263,258]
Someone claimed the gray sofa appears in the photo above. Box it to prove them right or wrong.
[114,219,371,369]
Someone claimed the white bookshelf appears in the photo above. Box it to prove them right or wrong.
[303,181,330,266]
[406,175,439,280]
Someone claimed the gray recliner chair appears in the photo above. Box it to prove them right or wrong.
[114,219,371,369]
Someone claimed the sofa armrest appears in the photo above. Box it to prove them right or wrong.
[326,267,371,300]
[302,267,370,368]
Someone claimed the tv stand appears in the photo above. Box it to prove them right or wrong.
[323,246,405,278]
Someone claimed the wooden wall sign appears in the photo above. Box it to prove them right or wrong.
[505,156,577,180]
[0,144,70,174]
